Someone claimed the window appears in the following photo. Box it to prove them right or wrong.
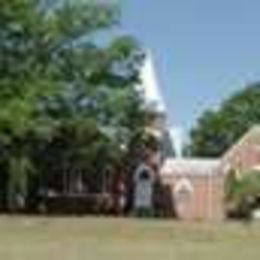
[174,178,193,202]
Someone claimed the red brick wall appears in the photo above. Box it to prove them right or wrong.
[158,128,260,221]
[161,174,224,221]
[222,146,260,174]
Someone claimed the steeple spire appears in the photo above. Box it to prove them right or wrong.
[137,50,166,114]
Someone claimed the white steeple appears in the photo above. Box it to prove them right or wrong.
[137,50,166,114]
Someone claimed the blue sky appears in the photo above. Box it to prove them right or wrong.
[121,0,260,134]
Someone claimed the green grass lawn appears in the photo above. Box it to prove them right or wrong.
[0,216,259,260]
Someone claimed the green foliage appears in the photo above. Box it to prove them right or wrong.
[230,170,260,199]
[225,169,239,201]
[189,83,260,157]
[0,0,146,211]
[225,169,260,218]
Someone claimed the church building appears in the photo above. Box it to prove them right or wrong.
[136,51,260,221]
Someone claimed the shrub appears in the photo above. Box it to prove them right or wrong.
[225,169,260,219]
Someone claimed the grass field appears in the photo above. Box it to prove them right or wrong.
[0,216,259,260]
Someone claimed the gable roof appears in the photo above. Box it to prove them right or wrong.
[222,125,260,162]
[135,51,166,114]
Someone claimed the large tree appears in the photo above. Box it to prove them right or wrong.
[189,83,260,157]
[0,0,146,210]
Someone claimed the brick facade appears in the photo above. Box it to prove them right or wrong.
[159,126,260,221]
[160,160,224,221]
[221,126,260,174]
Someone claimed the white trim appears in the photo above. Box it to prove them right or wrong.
[134,163,154,182]
[174,178,194,195]
[160,158,220,177]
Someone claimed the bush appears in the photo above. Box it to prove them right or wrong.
[39,193,114,215]
[225,169,260,219]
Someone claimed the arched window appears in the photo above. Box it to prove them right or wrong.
[133,163,154,209]
[139,170,150,181]
[134,164,153,183]
[174,178,193,202]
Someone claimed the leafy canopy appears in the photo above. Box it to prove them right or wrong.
[189,83,260,157]
[0,0,147,209]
